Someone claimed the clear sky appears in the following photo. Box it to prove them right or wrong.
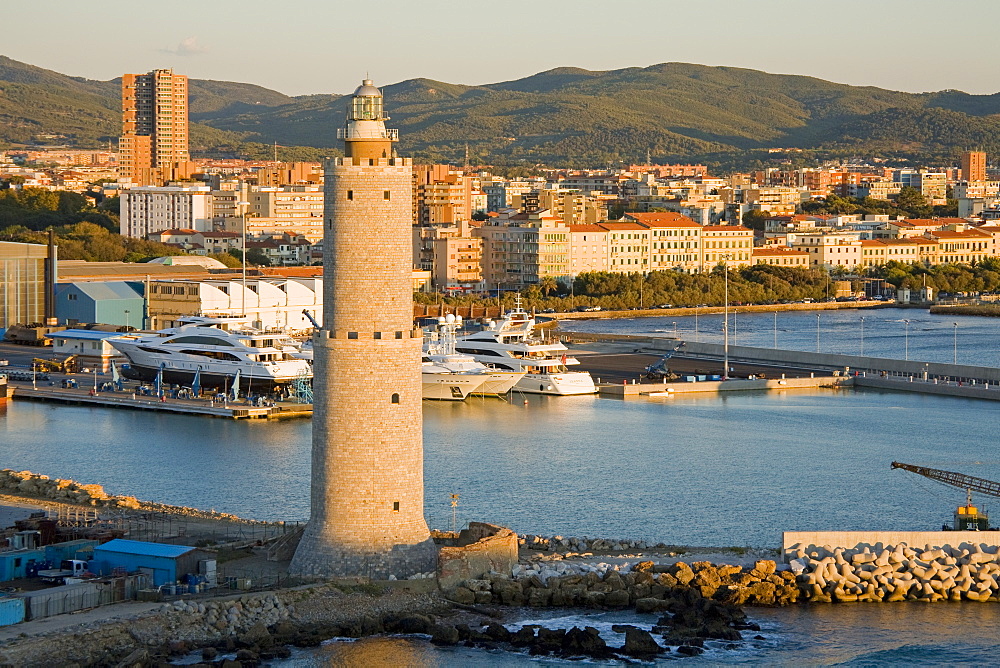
[5,0,999,97]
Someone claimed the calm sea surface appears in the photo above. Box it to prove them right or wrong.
[4,307,1000,665]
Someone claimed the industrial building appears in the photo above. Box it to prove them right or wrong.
[91,539,216,587]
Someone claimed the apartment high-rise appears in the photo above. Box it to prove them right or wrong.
[962,150,987,182]
[119,69,190,186]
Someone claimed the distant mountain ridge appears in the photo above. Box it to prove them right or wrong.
[2,55,1000,167]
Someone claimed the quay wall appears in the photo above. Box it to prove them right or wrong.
[603,375,846,396]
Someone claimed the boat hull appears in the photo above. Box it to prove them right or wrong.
[421,373,487,400]
[514,372,597,395]
[472,371,527,396]
[121,363,298,392]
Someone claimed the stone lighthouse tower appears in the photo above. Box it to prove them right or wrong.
[289,79,437,578]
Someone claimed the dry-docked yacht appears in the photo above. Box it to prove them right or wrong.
[107,318,312,391]
[452,301,597,395]
[424,314,525,396]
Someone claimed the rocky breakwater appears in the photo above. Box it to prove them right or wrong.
[788,541,1000,602]
[440,559,796,660]
[448,558,800,609]
[0,469,137,508]
[0,469,271,525]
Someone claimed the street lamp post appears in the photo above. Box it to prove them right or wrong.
[860,316,865,356]
[124,309,130,331]
[672,321,678,338]
[903,319,910,360]
[723,262,729,379]
[773,311,778,349]
[816,313,821,353]
[694,310,699,342]
[953,322,958,365]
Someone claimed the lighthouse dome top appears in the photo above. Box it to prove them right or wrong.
[353,79,381,97]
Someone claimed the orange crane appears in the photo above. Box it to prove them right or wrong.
[891,461,998,531]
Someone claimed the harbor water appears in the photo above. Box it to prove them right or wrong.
[3,308,1000,664]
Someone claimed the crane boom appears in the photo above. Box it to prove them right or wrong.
[891,461,1000,499]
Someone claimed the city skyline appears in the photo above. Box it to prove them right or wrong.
[5,0,1000,97]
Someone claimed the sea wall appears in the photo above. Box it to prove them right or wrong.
[785,539,1000,602]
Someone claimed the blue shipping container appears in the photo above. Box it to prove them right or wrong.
[0,598,25,627]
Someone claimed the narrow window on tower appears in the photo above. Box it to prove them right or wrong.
[392,501,400,511]
[391,393,400,404]
[384,190,391,200]
[346,190,353,201]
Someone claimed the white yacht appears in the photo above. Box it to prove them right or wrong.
[420,358,491,400]
[452,301,597,395]
[108,318,312,392]
[424,314,525,396]
[285,319,492,401]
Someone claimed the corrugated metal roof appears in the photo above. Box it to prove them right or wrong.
[64,281,144,301]
[45,329,123,341]
[94,539,196,558]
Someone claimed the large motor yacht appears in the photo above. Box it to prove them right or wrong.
[424,314,525,396]
[452,301,597,395]
[108,317,312,391]
[285,317,493,401]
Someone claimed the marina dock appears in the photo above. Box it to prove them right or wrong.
[6,381,312,419]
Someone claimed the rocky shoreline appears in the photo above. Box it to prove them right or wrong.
[0,469,278,525]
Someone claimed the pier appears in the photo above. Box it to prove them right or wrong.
[569,332,1000,402]
[6,381,312,419]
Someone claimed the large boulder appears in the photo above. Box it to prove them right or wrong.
[621,626,662,657]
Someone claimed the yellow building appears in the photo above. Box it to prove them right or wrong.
[700,225,753,270]
[625,212,702,274]
[752,246,810,268]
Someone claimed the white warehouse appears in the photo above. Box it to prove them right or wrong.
[147,277,324,332]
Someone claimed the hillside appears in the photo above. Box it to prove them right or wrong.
[3,56,1000,167]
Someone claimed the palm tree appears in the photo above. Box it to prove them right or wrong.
[539,275,558,297]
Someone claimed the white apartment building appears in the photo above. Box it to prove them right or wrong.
[119,185,213,237]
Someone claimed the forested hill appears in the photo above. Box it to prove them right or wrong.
[3,55,1000,168]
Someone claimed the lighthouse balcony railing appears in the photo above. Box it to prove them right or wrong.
[337,128,399,140]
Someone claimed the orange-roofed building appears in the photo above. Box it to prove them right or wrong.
[597,221,650,272]
[568,224,610,275]
[752,246,810,268]
[700,225,753,270]
[625,212,703,273]
[925,228,991,265]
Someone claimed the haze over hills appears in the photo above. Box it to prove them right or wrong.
[3,55,1000,168]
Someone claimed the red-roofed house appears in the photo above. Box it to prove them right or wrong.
[751,246,810,268]
[701,225,753,270]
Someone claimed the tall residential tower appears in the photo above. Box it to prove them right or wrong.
[289,80,437,578]
[119,69,190,186]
